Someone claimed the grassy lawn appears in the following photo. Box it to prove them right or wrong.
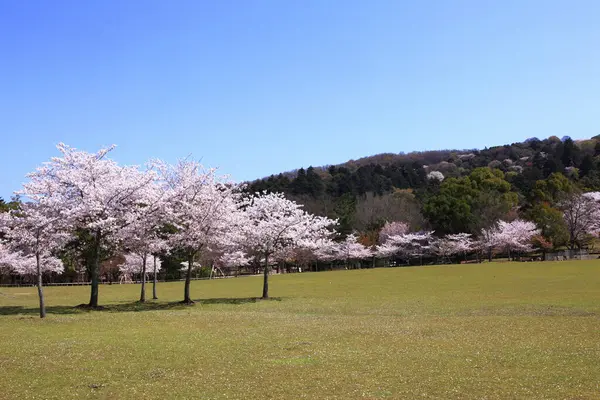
[1,262,599,399]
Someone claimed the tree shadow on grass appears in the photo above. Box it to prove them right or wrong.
[0,305,83,316]
[0,297,283,316]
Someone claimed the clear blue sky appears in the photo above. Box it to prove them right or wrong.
[1,0,600,199]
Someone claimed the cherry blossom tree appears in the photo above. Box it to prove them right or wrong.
[446,233,474,255]
[233,192,336,299]
[218,250,250,276]
[0,242,17,272]
[582,191,600,202]
[495,219,540,259]
[374,242,399,258]
[159,160,243,304]
[272,246,297,272]
[118,252,162,290]
[118,253,141,282]
[561,193,600,249]
[374,242,399,266]
[0,203,68,317]
[378,221,409,244]
[116,185,168,302]
[19,143,158,308]
[434,233,474,262]
[426,171,445,182]
[338,234,372,269]
[386,231,435,264]
[150,253,163,300]
[0,249,63,275]
[478,225,501,262]
[308,238,340,270]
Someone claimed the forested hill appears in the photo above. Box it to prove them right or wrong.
[248,136,600,244]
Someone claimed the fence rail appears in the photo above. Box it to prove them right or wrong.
[544,250,593,261]
[0,274,255,288]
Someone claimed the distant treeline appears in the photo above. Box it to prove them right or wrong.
[248,136,600,247]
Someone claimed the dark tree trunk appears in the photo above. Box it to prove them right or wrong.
[36,253,46,318]
[262,253,270,299]
[183,253,194,304]
[88,229,101,308]
[488,248,493,262]
[152,255,158,299]
[139,254,147,302]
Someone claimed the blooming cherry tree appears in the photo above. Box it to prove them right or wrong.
[562,193,600,249]
[432,237,455,261]
[19,143,158,308]
[218,250,250,274]
[145,251,165,299]
[0,242,19,272]
[374,242,399,258]
[426,171,445,182]
[338,234,372,268]
[309,238,341,268]
[159,160,243,304]
[118,253,162,283]
[478,225,501,262]
[378,221,409,244]
[233,192,336,298]
[118,253,142,279]
[495,219,540,258]
[116,182,167,302]
[387,231,435,263]
[0,203,68,317]
[446,233,474,254]
[432,233,473,262]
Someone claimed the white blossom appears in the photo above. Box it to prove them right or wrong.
[427,171,445,181]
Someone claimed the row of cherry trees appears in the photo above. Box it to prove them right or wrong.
[0,144,338,317]
[322,219,542,267]
[201,218,546,273]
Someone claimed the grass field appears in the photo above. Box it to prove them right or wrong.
[1,262,599,400]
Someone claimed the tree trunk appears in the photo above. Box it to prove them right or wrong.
[36,253,46,318]
[88,229,101,308]
[262,253,270,299]
[139,254,147,302]
[183,253,194,304]
[152,255,158,299]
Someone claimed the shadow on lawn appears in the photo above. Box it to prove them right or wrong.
[0,297,282,316]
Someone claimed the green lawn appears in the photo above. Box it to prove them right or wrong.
[1,262,599,399]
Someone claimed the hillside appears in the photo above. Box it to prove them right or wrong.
[248,136,600,243]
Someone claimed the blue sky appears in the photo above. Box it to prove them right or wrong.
[1,0,600,199]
